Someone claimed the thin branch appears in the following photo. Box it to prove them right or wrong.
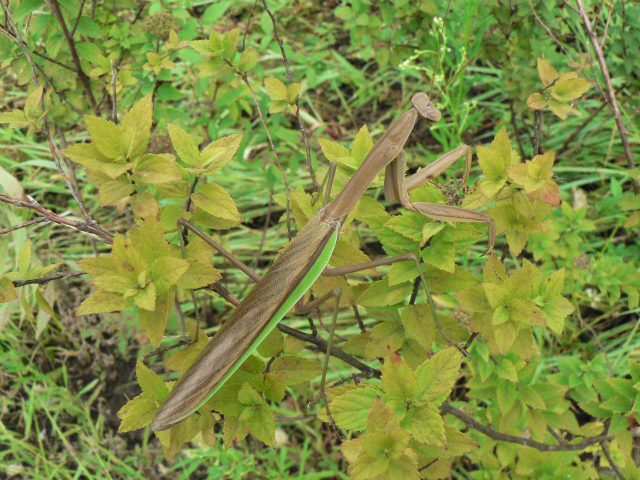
[261,0,318,194]
[0,217,49,235]
[0,194,113,244]
[529,0,573,59]
[275,413,317,422]
[32,61,85,118]
[575,0,639,194]
[277,323,381,379]
[0,0,109,232]
[242,75,292,240]
[31,50,74,71]
[70,0,86,37]
[601,440,626,480]
[556,100,607,158]
[110,59,117,123]
[12,271,85,287]
[44,0,99,113]
[440,402,612,452]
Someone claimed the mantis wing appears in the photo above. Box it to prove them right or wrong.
[151,214,339,431]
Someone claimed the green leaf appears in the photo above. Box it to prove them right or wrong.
[421,238,455,273]
[264,77,288,101]
[237,47,258,72]
[318,138,351,162]
[494,321,518,355]
[131,154,180,185]
[92,274,136,294]
[287,83,301,102]
[64,143,112,170]
[526,92,548,110]
[366,320,405,359]
[350,125,374,163]
[270,355,322,385]
[551,76,591,102]
[129,218,172,264]
[401,402,445,446]
[77,290,133,315]
[388,261,418,286]
[121,94,153,159]
[78,254,120,277]
[96,175,135,207]
[85,115,127,162]
[151,256,189,294]
[237,382,264,406]
[262,372,286,402]
[222,27,240,59]
[222,415,249,447]
[256,327,284,358]
[168,123,200,166]
[0,111,29,128]
[415,348,462,404]
[385,212,424,242]
[177,260,222,290]
[381,351,420,404]
[536,58,559,86]
[358,277,413,307]
[190,39,214,56]
[412,424,478,457]
[401,304,435,350]
[320,386,382,430]
[18,240,32,273]
[24,85,44,119]
[191,183,242,224]
[548,99,571,120]
[136,359,169,401]
[475,126,516,198]
[139,289,174,347]
[198,133,242,174]
[130,191,159,218]
[117,395,157,432]
[134,282,157,311]
[247,404,275,446]
[0,276,18,303]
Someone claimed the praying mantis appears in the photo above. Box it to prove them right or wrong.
[150,92,495,432]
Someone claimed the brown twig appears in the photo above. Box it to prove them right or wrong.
[260,0,318,195]
[70,0,86,37]
[110,59,118,124]
[441,401,612,451]
[0,194,113,244]
[277,324,381,379]
[275,413,317,422]
[529,0,573,59]
[12,271,85,287]
[0,217,49,235]
[0,0,109,233]
[44,0,99,114]
[509,100,527,160]
[31,50,74,71]
[242,75,292,240]
[575,0,639,194]
[601,440,626,480]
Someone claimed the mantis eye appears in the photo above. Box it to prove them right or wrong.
[412,92,441,123]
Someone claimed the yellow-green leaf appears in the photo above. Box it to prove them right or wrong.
[264,77,288,101]
[0,276,18,303]
[191,183,242,224]
[131,154,180,185]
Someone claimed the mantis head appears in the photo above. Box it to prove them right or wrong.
[412,92,441,123]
